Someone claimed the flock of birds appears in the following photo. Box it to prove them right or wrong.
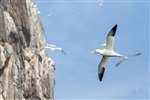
[46,24,141,82]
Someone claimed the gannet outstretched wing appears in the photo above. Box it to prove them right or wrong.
[105,24,117,50]
[98,56,109,81]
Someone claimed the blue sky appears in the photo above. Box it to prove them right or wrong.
[33,0,149,100]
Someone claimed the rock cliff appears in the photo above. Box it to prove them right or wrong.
[0,0,55,100]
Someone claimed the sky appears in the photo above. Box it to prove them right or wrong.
[33,0,149,100]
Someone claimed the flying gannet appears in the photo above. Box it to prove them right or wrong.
[92,24,128,82]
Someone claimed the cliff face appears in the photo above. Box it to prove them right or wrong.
[0,0,55,100]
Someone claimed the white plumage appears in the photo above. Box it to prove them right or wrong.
[93,24,128,81]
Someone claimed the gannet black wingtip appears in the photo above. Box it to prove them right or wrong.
[114,24,118,28]
[98,67,105,82]
[107,24,118,37]
[111,24,117,36]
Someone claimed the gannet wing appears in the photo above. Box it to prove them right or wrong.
[105,24,117,50]
[98,56,109,81]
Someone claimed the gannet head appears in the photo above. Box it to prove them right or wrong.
[91,49,103,55]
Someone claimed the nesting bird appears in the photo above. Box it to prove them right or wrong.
[47,57,55,67]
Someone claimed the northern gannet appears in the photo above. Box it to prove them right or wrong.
[92,24,128,81]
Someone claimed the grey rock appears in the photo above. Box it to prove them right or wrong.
[0,0,55,100]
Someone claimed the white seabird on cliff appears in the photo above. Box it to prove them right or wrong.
[92,24,128,81]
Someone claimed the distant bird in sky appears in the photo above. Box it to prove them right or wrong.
[45,43,66,54]
[92,24,129,82]
[96,0,104,7]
